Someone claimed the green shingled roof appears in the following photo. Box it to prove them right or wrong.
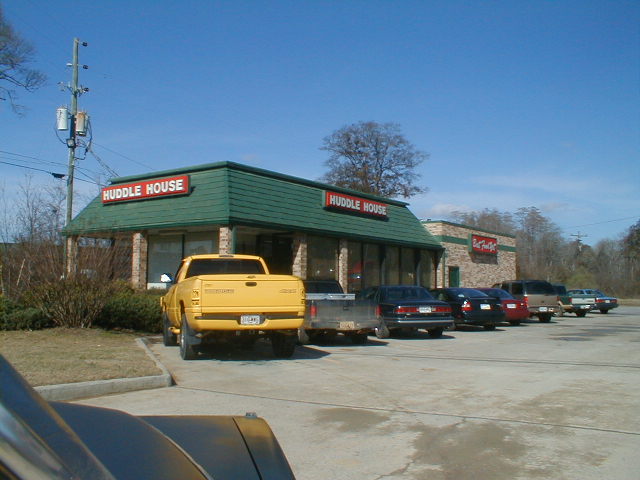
[65,162,442,250]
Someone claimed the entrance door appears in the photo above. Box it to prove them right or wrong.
[448,266,460,287]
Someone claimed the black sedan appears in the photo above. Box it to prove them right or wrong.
[430,287,505,330]
[0,354,296,480]
[356,285,454,338]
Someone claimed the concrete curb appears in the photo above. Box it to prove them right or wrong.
[35,336,174,402]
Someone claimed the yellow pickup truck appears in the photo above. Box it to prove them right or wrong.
[160,254,305,359]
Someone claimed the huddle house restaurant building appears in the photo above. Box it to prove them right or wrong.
[65,162,444,292]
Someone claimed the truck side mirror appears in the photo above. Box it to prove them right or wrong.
[160,273,173,283]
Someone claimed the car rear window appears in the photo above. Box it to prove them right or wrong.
[525,281,556,295]
[186,259,265,277]
[382,287,434,302]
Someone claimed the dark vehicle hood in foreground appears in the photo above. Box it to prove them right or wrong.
[0,355,295,480]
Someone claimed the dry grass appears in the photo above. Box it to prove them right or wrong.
[0,328,161,387]
[620,298,640,307]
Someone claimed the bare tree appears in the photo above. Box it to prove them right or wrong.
[0,5,46,114]
[320,121,428,198]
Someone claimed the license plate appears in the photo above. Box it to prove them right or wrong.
[240,315,262,325]
[419,306,433,313]
[507,303,516,309]
[339,321,355,330]
[539,307,548,312]
[480,304,491,310]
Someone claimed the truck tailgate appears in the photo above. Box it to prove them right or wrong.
[199,275,303,313]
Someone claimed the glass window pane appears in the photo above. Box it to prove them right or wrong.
[148,235,183,284]
[400,248,416,285]
[184,231,217,256]
[307,236,339,280]
[384,246,399,285]
[347,241,362,293]
[419,250,434,288]
[363,244,381,288]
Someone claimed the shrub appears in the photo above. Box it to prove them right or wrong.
[24,276,120,328]
[95,290,163,333]
[0,296,50,330]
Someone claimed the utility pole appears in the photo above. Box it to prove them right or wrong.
[59,38,89,276]
[571,231,588,252]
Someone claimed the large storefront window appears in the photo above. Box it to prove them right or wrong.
[362,243,381,289]
[347,241,363,293]
[307,236,339,280]
[148,235,183,284]
[419,250,434,288]
[400,248,416,285]
[384,246,400,285]
[184,231,218,256]
[148,231,218,285]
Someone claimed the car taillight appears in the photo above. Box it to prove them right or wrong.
[395,306,419,314]
[596,298,605,303]
[523,295,529,307]
[375,305,382,317]
[462,300,473,312]
[309,304,318,318]
[436,305,452,314]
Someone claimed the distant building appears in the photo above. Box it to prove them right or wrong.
[422,221,516,288]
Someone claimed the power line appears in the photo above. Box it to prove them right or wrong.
[91,142,155,171]
[564,216,639,230]
[0,160,101,185]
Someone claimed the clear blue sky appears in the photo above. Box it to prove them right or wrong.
[2,0,638,245]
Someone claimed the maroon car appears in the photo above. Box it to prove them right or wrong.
[476,288,529,326]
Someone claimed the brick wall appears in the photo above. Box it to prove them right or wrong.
[423,221,516,288]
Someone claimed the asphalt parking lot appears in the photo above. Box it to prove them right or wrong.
[79,307,640,480]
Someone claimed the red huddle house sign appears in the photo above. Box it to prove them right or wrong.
[101,175,190,204]
[324,191,388,218]
[469,234,498,255]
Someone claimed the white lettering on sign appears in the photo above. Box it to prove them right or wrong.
[471,234,498,254]
[324,191,388,218]
[102,175,190,204]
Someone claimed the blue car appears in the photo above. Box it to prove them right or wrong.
[568,289,619,314]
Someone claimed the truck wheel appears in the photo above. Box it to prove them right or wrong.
[538,313,552,323]
[375,320,390,339]
[297,327,310,345]
[427,328,443,338]
[576,311,587,318]
[179,314,198,360]
[272,334,296,358]
[162,313,178,346]
[349,333,368,345]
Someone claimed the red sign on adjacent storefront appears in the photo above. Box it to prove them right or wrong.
[470,234,498,254]
[324,191,388,218]
[102,175,190,204]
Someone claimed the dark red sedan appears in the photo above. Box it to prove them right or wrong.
[476,288,530,325]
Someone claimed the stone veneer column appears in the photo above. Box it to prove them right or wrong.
[131,232,148,290]
[292,233,307,279]
[338,239,349,291]
[219,226,234,254]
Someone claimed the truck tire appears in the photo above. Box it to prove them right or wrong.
[271,333,296,358]
[375,320,390,339]
[179,314,198,360]
[576,311,587,317]
[349,332,368,344]
[297,327,310,345]
[538,313,552,323]
[162,313,178,346]
[427,327,443,338]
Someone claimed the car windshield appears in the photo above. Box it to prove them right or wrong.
[382,286,433,302]
[524,281,556,294]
